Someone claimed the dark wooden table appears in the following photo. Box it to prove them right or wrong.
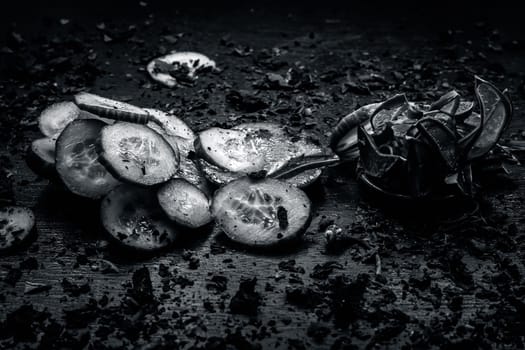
[1,3,524,349]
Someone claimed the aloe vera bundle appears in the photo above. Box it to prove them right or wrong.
[330,76,513,199]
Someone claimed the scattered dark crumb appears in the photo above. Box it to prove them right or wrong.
[277,206,289,230]
[229,277,261,316]
[129,266,155,305]
[248,169,268,179]
[19,257,38,270]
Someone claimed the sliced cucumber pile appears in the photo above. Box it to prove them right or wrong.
[157,179,212,228]
[39,101,81,138]
[147,51,216,88]
[212,177,311,247]
[56,119,120,199]
[25,94,320,253]
[26,137,57,179]
[101,184,179,251]
[0,206,35,253]
[196,123,323,188]
[74,92,150,124]
[98,122,180,186]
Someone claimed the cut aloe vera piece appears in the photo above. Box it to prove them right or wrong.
[74,92,150,124]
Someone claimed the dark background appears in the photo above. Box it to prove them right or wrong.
[1,1,524,349]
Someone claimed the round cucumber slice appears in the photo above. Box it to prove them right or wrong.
[195,127,266,173]
[98,122,180,186]
[212,177,311,247]
[157,178,212,228]
[55,119,120,199]
[74,92,150,124]
[39,101,81,138]
[0,206,35,253]
[101,184,179,251]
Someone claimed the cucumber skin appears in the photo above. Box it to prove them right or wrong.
[77,104,150,124]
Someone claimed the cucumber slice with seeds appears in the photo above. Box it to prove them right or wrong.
[196,123,322,188]
[0,206,36,252]
[157,179,212,228]
[74,92,150,124]
[98,122,180,186]
[212,177,311,247]
[26,137,57,179]
[195,127,266,173]
[56,119,120,199]
[101,184,178,251]
[39,101,81,138]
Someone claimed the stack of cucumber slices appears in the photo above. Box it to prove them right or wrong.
[25,93,321,251]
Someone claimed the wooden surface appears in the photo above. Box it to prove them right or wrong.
[1,4,525,349]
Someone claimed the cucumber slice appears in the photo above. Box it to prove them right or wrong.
[74,92,150,124]
[56,119,120,199]
[98,122,180,186]
[26,137,57,179]
[0,206,35,252]
[39,101,81,138]
[147,51,216,88]
[195,127,266,173]
[145,108,195,140]
[101,184,178,251]
[212,177,311,247]
[196,123,322,188]
[157,179,212,228]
